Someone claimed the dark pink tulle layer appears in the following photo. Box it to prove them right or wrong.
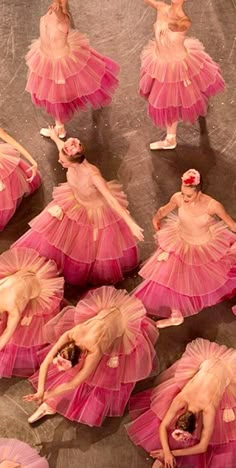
[0,152,41,231]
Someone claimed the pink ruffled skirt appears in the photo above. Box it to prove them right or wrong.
[30,286,158,426]
[140,38,225,127]
[0,144,41,231]
[127,339,236,467]
[0,248,64,378]
[134,214,236,318]
[0,438,49,467]
[13,181,139,285]
[26,30,120,123]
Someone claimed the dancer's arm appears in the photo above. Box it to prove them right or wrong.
[0,310,21,350]
[157,396,186,463]
[0,128,38,180]
[92,172,144,241]
[208,200,236,232]
[48,127,65,152]
[152,193,179,230]
[171,406,215,456]
[143,0,162,10]
[23,331,71,403]
[44,350,102,399]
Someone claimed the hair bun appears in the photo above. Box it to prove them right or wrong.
[181,169,200,186]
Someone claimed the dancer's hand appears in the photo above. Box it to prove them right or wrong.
[150,449,164,460]
[152,215,161,231]
[163,452,176,468]
[47,126,59,141]
[26,163,38,182]
[130,222,144,241]
[23,391,44,405]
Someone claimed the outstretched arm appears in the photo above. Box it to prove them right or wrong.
[0,128,38,180]
[152,193,179,230]
[92,172,144,241]
[143,0,162,10]
[209,200,236,232]
[23,330,71,403]
[0,310,21,351]
[47,127,65,152]
[44,350,103,400]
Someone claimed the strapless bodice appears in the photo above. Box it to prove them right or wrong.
[178,205,213,245]
[66,164,105,208]
[0,272,40,314]
[74,307,125,353]
[153,19,187,59]
[181,358,233,409]
[40,11,69,57]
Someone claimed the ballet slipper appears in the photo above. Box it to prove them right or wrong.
[0,462,21,468]
[28,402,56,424]
[40,125,66,139]
[156,310,184,328]
[150,134,177,150]
[48,205,64,220]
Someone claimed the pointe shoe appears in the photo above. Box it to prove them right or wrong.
[156,313,184,328]
[40,126,66,139]
[150,136,177,150]
[28,402,56,424]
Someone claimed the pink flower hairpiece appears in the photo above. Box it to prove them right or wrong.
[181,169,200,186]
[171,429,192,442]
[63,138,82,157]
[53,354,72,372]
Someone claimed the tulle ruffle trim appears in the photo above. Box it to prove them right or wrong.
[0,439,49,467]
[2,247,64,318]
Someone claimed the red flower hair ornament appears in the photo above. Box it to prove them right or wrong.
[181,169,200,186]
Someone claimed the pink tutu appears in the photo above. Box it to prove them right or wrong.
[13,181,139,285]
[140,38,225,127]
[0,144,41,231]
[0,247,64,378]
[0,438,48,467]
[134,214,236,318]
[127,339,236,467]
[30,286,158,426]
[26,30,120,123]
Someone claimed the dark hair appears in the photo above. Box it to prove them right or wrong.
[61,148,85,164]
[175,411,196,434]
[59,342,81,367]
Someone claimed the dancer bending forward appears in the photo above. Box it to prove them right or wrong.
[127,338,236,468]
[0,128,41,231]
[134,169,236,327]
[26,0,120,138]
[141,0,225,150]
[24,286,158,426]
[0,247,64,378]
[13,130,143,285]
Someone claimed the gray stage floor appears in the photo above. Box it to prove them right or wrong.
[0,0,236,466]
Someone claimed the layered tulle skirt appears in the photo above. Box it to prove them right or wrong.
[30,286,158,426]
[140,38,225,127]
[0,247,64,378]
[0,144,41,231]
[0,439,49,468]
[13,181,139,285]
[26,30,120,123]
[127,339,236,467]
[134,214,236,318]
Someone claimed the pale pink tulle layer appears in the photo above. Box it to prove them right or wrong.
[26,31,120,123]
[30,286,158,426]
[13,181,139,285]
[0,439,49,468]
[127,339,236,467]
[0,247,64,378]
[140,38,225,127]
[134,215,236,317]
[0,144,41,231]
